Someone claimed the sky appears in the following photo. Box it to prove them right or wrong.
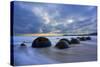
[12,1,97,35]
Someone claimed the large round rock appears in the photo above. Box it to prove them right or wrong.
[70,38,80,44]
[32,37,51,48]
[55,40,69,49]
[77,37,86,41]
[60,38,71,44]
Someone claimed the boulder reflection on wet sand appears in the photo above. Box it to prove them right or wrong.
[31,37,51,48]
[70,38,80,44]
[55,39,69,49]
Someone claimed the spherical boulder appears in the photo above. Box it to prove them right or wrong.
[55,40,69,49]
[60,38,71,44]
[77,37,86,41]
[86,36,91,40]
[70,38,80,44]
[31,37,51,48]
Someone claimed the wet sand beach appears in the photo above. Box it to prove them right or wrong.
[12,36,97,66]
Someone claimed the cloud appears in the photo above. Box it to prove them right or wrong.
[12,1,97,34]
[32,7,51,24]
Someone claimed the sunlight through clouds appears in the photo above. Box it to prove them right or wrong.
[67,19,74,23]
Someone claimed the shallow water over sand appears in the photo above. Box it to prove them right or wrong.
[12,36,97,66]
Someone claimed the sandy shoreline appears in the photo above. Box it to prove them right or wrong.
[12,36,97,66]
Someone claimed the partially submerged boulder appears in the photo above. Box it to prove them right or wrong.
[32,37,51,48]
[70,38,80,44]
[55,40,69,49]
[20,43,26,46]
[77,37,86,41]
[20,41,26,46]
[60,38,71,44]
[86,36,91,40]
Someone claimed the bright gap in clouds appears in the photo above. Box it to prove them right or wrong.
[67,19,74,23]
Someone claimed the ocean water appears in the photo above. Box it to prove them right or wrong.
[13,36,97,46]
[12,36,97,66]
